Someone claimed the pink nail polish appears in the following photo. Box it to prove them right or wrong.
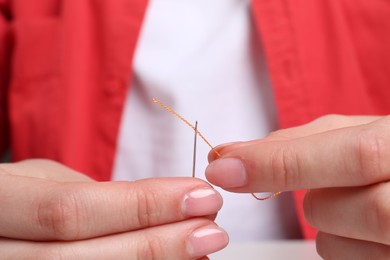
[205,158,247,188]
[187,225,229,258]
[182,188,223,216]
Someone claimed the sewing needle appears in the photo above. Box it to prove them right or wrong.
[192,121,198,178]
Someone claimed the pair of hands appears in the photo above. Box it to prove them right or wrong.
[1,115,389,259]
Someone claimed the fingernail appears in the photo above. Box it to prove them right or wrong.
[205,158,247,188]
[187,225,229,258]
[182,188,223,216]
[208,142,244,162]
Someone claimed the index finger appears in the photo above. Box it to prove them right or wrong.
[0,165,222,241]
[205,117,390,193]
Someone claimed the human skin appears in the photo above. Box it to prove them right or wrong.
[0,160,228,259]
[206,115,390,259]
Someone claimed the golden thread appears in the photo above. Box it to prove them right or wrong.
[251,191,283,201]
[152,98,282,200]
[152,98,221,157]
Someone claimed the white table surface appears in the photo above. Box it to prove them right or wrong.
[210,240,322,260]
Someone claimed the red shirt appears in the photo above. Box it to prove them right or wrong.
[1,0,390,239]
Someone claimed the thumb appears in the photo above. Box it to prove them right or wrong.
[205,116,390,193]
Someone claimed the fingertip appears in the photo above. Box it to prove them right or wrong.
[187,225,229,259]
[205,158,248,188]
[182,188,223,217]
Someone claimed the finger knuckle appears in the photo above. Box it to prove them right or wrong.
[37,187,81,240]
[132,187,160,228]
[137,235,165,260]
[270,144,301,188]
[354,128,389,183]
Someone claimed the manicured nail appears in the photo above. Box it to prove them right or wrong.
[182,188,223,216]
[187,225,229,258]
[205,158,247,188]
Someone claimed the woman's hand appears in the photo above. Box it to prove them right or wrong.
[0,159,227,259]
[206,115,390,259]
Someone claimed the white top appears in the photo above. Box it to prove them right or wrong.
[112,0,301,242]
